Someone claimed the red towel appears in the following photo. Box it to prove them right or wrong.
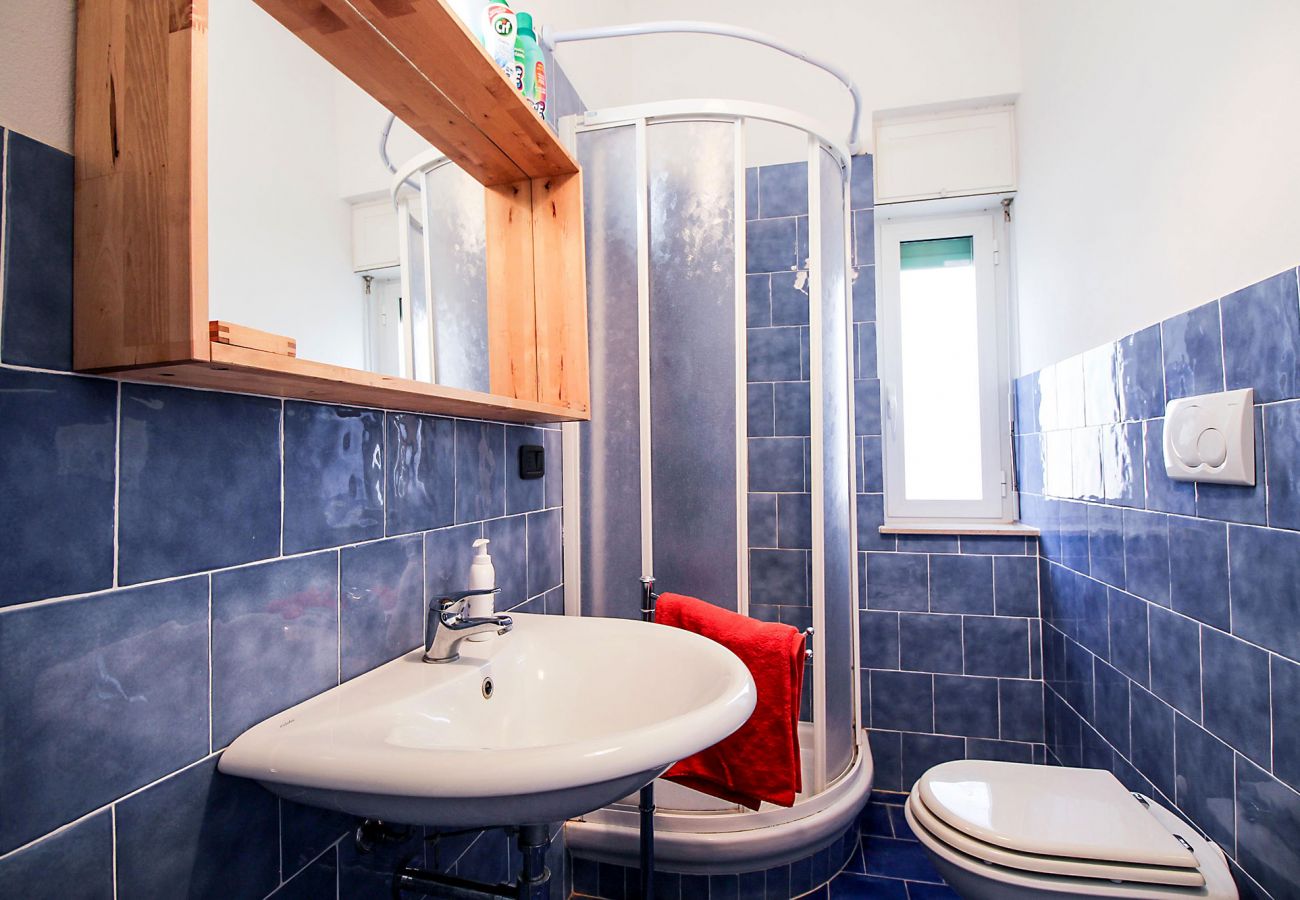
[657,593,805,809]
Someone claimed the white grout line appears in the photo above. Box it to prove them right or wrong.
[207,574,214,754]
[278,399,285,557]
[112,383,122,588]
[0,129,8,360]
[110,806,118,900]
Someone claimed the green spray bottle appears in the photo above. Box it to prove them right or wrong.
[514,12,546,118]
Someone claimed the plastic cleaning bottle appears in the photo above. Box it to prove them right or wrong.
[481,1,517,83]
[466,538,496,641]
[448,0,483,42]
[514,12,546,117]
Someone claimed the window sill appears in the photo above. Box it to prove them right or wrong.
[879,521,1040,537]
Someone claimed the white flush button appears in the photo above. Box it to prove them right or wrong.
[1164,388,1254,485]
[1197,428,1228,467]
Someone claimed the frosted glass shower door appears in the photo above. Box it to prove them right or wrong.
[811,146,858,783]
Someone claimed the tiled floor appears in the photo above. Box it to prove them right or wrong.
[825,792,957,899]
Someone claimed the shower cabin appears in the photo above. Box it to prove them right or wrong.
[558,101,870,873]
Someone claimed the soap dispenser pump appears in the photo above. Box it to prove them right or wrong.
[466,538,496,641]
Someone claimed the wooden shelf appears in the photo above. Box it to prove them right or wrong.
[73,0,590,425]
[253,0,580,187]
[116,343,587,424]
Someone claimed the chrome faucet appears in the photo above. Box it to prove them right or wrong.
[423,588,512,663]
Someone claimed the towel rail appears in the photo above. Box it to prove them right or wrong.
[640,577,813,660]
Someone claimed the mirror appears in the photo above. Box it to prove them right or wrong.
[207,0,494,392]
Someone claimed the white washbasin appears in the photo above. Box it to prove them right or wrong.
[218,613,756,827]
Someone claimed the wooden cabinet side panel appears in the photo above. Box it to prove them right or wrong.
[531,172,589,413]
[484,179,539,401]
[74,0,208,371]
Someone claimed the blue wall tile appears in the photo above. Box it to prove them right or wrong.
[485,513,526,610]
[853,209,875,269]
[280,799,353,879]
[1174,716,1236,850]
[746,217,798,274]
[849,153,874,210]
[1014,374,1041,436]
[1087,504,1124,588]
[1122,509,1170,607]
[1168,516,1229,629]
[1107,588,1150,687]
[866,730,903,792]
[860,611,900,670]
[771,270,810,326]
[857,496,895,552]
[283,402,384,554]
[527,508,563,598]
[865,553,928,611]
[1056,501,1090,573]
[1115,324,1164,421]
[748,325,802,382]
[777,492,812,549]
[899,613,963,674]
[774,380,811,436]
[0,578,207,853]
[116,757,280,900]
[2,132,73,369]
[272,849,338,899]
[1221,269,1300,402]
[934,674,998,738]
[119,384,281,584]
[1228,523,1300,660]
[856,322,878,379]
[929,555,993,615]
[897,534,958,554]
[963,535,1028,556]
[340,535,423,679]
[852,266,876,323]
[748,382,775,436]
[870,670,933,733]
[1148,605,1202,721]
[1235,754,1300,899]
[1163,300,1225,401]
[1273,654,1300,789]
[1071,428,1103,500]
[749,437,804,492]
[0,368,115,606]
[750,549,808,605]
[211,553,338,748]
[854,378,881,436]
[1129,684,1175,800]
[963,616,1029,678]
[749,493,777,547]
[1201,627,1270,767]
[424,522,484,602]
[1265,400,1300,530]
[453,420,504,524]
[1092,660,1131,758]
[0,810,113,900]
[746,273,771,326]
[542,428,563,511]
[745,168,759,220]
[758,162,808,218]
[860,436,884,493]
[998,678,1044,743]
[1101,422,1144,507]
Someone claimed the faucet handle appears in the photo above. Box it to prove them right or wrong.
[437,587,500,611]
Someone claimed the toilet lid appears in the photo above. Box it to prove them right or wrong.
[916,760,1199,870]
[906,791,1206,888]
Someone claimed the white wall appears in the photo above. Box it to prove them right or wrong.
[0,0,75,152]
[1013,0,1300,374]
[521,0,1022,162]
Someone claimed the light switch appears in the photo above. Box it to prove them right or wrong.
[1163,388,1254,485]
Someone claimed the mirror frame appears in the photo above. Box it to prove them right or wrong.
[72,0,589,423]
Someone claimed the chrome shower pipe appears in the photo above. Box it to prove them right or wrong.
[539,21,867,155]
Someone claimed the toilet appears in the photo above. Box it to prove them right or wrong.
[904,760,1238,899]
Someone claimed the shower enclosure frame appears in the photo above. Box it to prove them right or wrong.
[560,99,868,872]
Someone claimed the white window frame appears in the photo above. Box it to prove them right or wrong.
[877,208,1017,525]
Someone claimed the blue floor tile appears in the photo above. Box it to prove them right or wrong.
[861,836,944,884]
[828,873,908,899]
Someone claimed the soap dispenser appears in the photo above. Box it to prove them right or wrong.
[466,538,496,641]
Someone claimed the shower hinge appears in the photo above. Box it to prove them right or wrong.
[1000,470,1009,497]
[993,239,1000,265]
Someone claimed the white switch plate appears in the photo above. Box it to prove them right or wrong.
[1163,388,1255,485]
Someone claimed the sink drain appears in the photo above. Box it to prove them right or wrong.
[481,677,494,699]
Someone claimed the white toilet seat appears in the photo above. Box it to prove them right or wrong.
[906,790,1204,888]
[904,761,1238,900]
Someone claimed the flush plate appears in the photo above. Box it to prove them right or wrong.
[1163,388,1254,485]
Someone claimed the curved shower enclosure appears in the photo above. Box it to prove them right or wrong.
[560,101,869,876]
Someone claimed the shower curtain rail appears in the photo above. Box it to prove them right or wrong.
[540,21,866,155]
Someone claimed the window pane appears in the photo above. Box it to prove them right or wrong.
[898,236,984,501]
